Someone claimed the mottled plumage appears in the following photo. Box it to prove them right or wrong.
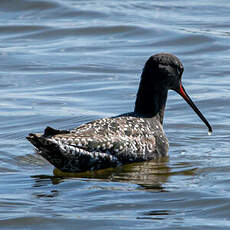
[27,115,168,172]
[27,53,212,172]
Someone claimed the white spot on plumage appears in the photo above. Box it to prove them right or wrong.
[67,139,73,145]
[81,138,86,145]
[74,139,79,145]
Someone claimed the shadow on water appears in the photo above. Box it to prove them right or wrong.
[31,157,197,191]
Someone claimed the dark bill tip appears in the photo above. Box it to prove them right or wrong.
[175,84,212,135]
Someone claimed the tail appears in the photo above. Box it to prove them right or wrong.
[26,126,68,152]
[26,127,119,172]
[26,131,73,171]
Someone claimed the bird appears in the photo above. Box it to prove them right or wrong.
[27,53,212,173]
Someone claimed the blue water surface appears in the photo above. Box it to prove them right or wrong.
[0,0,230,229]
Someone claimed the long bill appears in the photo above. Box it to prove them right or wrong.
[175,84,212,135]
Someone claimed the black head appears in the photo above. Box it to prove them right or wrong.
[142,53,184,90]
[136,53,212,134]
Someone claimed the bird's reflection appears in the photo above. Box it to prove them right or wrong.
[32,156,197,193]
[32,157,169,190]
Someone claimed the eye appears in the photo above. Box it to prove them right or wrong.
[176,67,180,75]
[177,66,183,76]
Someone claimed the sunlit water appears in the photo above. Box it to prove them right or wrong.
[0,0,230,229]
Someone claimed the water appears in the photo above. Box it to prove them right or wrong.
[0,0,230,229]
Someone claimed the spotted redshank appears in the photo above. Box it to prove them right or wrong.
[27,53,212,172]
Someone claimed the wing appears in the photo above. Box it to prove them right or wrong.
[49,116,157,162]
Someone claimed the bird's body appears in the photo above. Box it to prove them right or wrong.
[28,114,168,172]
[27,53,212,172]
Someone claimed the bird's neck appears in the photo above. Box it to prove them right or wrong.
[134,78,168,124]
